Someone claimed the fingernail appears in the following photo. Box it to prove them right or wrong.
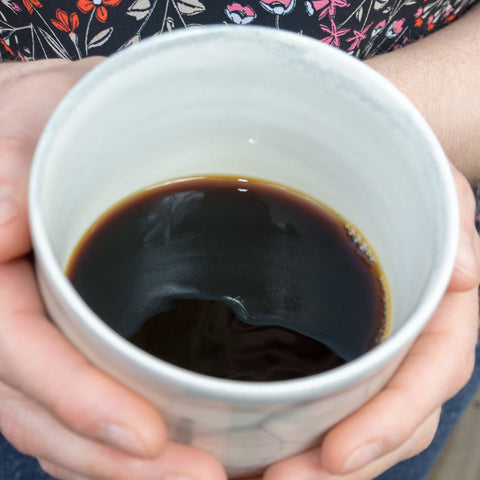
[456,230,480,283]
[341,442,381,473]
[0,188,18,226]
[98,423,147,457]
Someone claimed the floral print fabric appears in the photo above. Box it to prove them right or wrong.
[0,0,478,61]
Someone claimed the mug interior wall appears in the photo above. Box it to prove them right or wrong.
[39,33,443,335]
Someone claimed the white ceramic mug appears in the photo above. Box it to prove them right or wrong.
[29,26,458,478]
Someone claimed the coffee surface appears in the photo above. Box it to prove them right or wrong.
[129,299,346,381]
[67,177,388,381]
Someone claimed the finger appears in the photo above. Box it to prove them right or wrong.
[0,57,104,262]
[317,286,478,475]
[0,258,166,458]
[0,57,100,83]
[261,409,441,480]
[284,164,479,479]
[39,460,89,480]
[0,138,34,260]
[39,443,228,480]
[0,382,226,480]
[39,460,87,480]
[448,164,480,292]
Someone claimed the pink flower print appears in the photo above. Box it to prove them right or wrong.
[371,19,386,38]
[305,0,350,21]
[225,3,257,24]
[442,8,456,22]
[346,22,372,52]
[393,36,409,50]
[1,0,22,12]
[259,0,296,15]
[426,14,435,31]
[320,18,349,47]
[414,8,423,27]
[386,19,405,38]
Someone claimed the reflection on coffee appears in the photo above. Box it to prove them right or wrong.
[67,176,389,381]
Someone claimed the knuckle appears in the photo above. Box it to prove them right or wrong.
[47,361,103,437]
[81,455,143,480]
[0,415,24,453]
[24,70,73,97]
[445,320,479,397]
[452,340,477,392]
[0,137,32,175]
[6,65,69,94]
[0,59,68,83]
[417,412,440,453]
[0,64,22,84]
[380,388,420,446]
[0,65,79,128]
[0,393,34,457]
[406,409,441,458]
[38,460,65,480]
[454,171,476,219]
[50,392,94,437]
[389,419,417,448]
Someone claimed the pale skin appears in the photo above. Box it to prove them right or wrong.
[0,6,479,480]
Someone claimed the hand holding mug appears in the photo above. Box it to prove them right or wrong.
[0,58,226,480]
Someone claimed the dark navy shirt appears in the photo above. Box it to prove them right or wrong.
[0,0,478,61]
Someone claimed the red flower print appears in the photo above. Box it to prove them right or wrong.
[413,7,423,27]
[50,7,82,58]
[0,38,15,57]
[22,0,42,15]
[305,0,350,21]
[442,8,456,22]
[320,18,349,47]
[259,0,295,15]
[77,0,121,23]
[51,9,80,33]
[225,3,257,24]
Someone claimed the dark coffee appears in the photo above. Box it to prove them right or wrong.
[67,177,388,381]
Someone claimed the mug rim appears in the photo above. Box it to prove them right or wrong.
[29,25,459,404]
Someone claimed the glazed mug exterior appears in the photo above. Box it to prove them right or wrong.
[29,26,458,477]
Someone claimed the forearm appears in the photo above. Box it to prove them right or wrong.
[366,3,480,183]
